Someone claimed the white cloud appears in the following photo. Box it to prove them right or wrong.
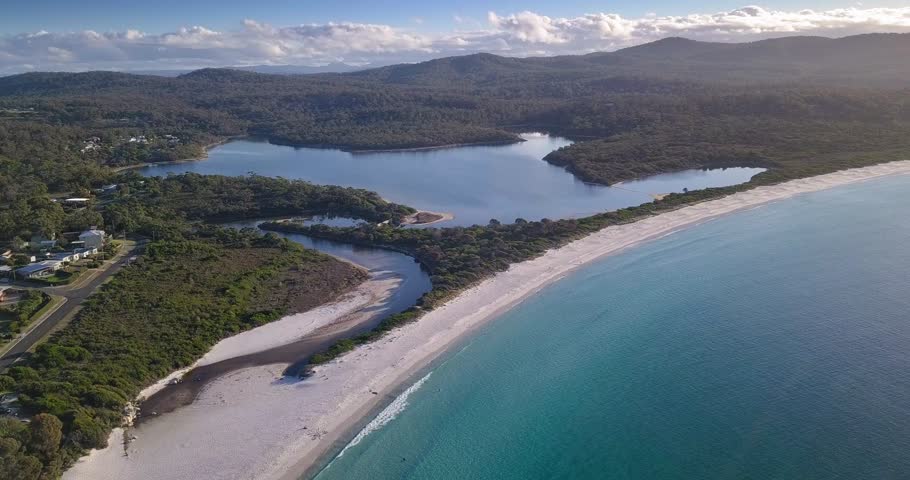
[1,5,910,73]
[487,11,570,44]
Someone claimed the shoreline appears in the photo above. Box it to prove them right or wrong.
[62,273,404,480]
[114,135,526,173]
[280,159,910,480]
[112,137,240,172]
[134,272,402,422]
[401,210,455,226]
[346,138,523,154]
[63,160,910,480]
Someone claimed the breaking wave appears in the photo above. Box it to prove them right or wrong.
[335,372,432,459]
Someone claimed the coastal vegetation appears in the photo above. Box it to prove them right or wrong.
[113,172,414,226]
[260,183,746,364]
[0,229,367,478]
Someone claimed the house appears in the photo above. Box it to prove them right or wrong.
[79,229,106,249]
[63,198,90,206]
[0,266,12,278]
[29,234,56,251]
[51,252,74,263]
[0,286,8,301]
[16,260,63,279]
[0,250,11,264]
[94,184,119,194]
[74,247,99,258]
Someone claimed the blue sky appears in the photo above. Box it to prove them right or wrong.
[2,0,904,34]
[2,2,910,73]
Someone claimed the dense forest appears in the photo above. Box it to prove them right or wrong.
[0,170,413,243]
[3,33,910,191]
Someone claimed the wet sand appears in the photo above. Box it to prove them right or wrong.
[138,272,402,422]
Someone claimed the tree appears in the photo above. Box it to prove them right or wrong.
[0,437,42,480]
[26,414,62,462]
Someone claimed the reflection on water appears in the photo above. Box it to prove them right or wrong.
[140,134,765,226]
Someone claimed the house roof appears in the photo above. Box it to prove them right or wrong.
[79,229,105,238]
[17,260,61,274]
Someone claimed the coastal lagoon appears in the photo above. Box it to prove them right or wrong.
[314,173,910,480]
[139,134,765,226]
[228,219,430,318]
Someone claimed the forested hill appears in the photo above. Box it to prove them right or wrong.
[2,32,910,198]
[4,32,910,93]
[349,33,910,87]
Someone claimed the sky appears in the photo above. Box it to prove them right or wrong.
[2,1,910,73]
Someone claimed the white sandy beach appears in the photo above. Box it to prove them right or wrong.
[64,160,910,480]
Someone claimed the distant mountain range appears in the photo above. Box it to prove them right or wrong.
[128,62,372,77]
[346,33,910,87]
[3,32,910,89]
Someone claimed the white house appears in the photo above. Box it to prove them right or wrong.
[51,252,74,263]
[79,229,106,249]
[75,247,99,257]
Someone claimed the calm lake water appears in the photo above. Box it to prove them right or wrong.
[140,134,764,227]
[314,174,910,480]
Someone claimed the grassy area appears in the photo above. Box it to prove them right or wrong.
[33,271,77,286]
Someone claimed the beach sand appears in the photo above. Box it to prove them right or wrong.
[401,210,455,226]
[64,160,910,480]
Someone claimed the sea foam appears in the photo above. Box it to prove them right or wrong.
[334,372,432,459]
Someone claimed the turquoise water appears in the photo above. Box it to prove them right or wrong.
[139,134,764,227]
[314,174,910,480]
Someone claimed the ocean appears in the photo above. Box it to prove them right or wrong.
[313,174,910,480]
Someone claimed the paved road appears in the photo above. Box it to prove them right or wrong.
[0,243,141,370]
